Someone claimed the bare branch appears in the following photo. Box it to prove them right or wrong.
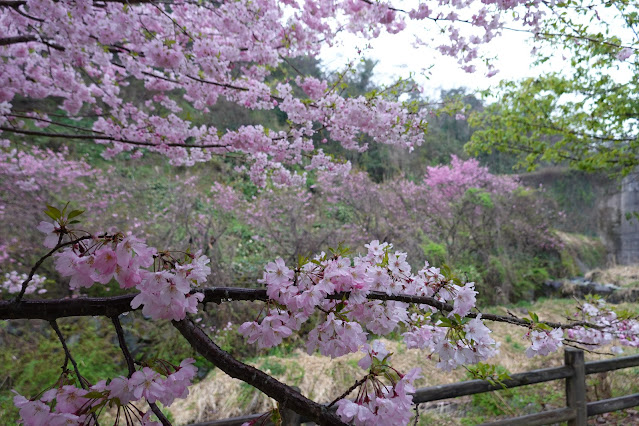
[0,35,37,46]
[0,1,26,7]
[0,126,226,149]
[50,320,87,388]
[112,316,136,377]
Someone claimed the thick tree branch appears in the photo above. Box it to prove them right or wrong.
[0,35,37,46]
[0,1,26,7]
[0,288,268,320]
[172,317,348,426]
[1,287,598,331]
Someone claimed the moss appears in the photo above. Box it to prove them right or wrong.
[556,232,607,275]
[559,249,581,276]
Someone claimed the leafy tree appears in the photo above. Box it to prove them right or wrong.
[468,2,639,177]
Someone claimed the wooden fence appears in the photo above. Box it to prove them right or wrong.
[187,348,639,426]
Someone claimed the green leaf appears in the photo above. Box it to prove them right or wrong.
[537,323,552,331]
[67,209,85,220]
[45,204,61,220]
[44,210,59,221]
[83,391,107,399]
[528,311,540,323]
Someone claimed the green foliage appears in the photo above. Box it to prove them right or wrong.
[461,382,563,424]
[0,318,125,421]
[464,188,494,209]
[465,363,511,388]
[259,359,287,376]
[420,239,447,266]
[454,264,483,286]
[467,18,639,179]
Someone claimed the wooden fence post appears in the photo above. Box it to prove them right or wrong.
[565,347,587,426]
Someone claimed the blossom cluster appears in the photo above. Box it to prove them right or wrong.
[39,221,210,320]
[524,328,564,358]
[239,241,493,363]
[335,341,421,425]
[2,271,46,295]
[20,216,639,426]
[403,314,498,371]
[14,359,197,426]
[567,299,639,351]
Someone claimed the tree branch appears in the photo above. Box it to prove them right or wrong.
[0,1,26,7]
[111,315,136,377]
[1,286,599,331]
[172,317,348,426]
[13,235,94,303]
[0,35,37,46]
[49,320,102,425]
[0,287,268,320]
[148,402,172,426]
[50,319,86,388]
[0,126,226,149]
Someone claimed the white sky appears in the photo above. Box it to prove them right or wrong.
[319,6,634,101]
[320,25,551,99]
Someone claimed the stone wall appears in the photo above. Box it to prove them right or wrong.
[619,174,639,264]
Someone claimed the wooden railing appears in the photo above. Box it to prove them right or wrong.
[187,348,639,426]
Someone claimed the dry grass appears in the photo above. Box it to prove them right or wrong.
[586,266,639,288]
[169,298,639,425]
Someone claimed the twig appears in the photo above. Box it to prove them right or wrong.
[563,340,613,356]
[0,126,225,149]
[111,316,136,377]
[13,235,94,303]
[50,320,85,388]
[327,376,368,408]
[148,401,172,426]
[50,320,101,425]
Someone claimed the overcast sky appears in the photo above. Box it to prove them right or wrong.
[319,7,634,101]
[320,22,541,99]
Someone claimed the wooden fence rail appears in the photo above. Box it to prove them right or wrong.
[187,348,639,426]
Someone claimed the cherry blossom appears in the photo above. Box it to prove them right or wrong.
[13,358,197,425]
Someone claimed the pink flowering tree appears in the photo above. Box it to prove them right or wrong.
[2,0,639,425]
[419,156,560,260]
[0,142,97,287]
